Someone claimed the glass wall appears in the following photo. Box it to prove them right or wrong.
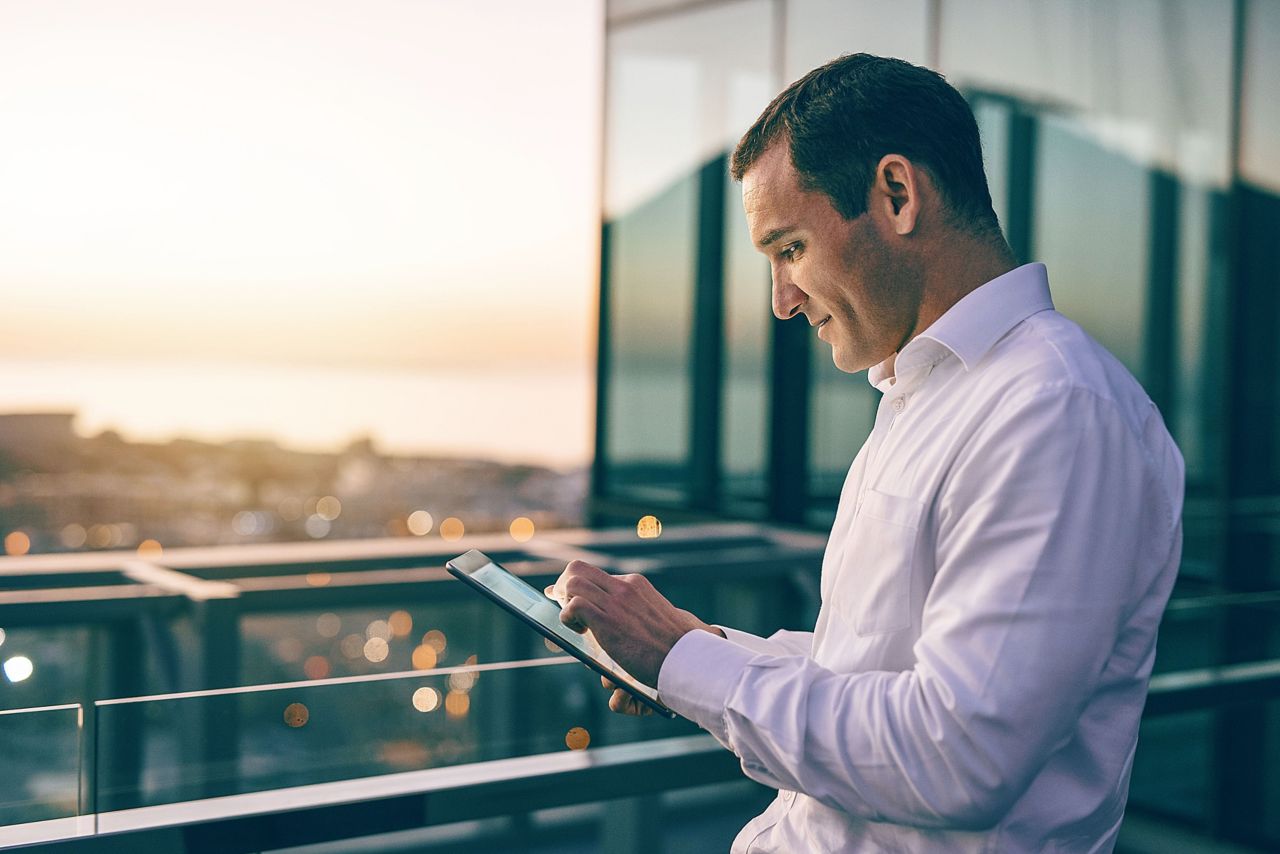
[602,0,773,505]
[599,0,1280,847]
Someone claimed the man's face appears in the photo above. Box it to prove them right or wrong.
[742,143,921,373]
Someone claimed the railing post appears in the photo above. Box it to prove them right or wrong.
[77,701,98,835]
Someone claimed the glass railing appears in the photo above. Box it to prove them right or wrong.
[87,657,700,830]
[0,703,84,845]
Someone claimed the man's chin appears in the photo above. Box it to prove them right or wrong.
[830,347,868,375]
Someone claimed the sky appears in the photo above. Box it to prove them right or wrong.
[0,1,602,464]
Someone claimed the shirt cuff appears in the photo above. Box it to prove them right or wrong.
[658,628,760,741]
[718,626,788,656]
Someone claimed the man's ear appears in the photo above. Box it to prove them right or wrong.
[872,154,921,236]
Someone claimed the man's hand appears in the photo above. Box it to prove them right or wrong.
[548,560,722,690]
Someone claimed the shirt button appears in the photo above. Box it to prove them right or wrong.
[892,396,906,413]
[782,790,795,803]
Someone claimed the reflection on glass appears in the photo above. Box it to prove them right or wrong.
[0,703,81,828]
[809,349,876,523]
[604,1,772,502]
[1034,114,1149,379]
[723,168,770,506]
[91,660,697,816]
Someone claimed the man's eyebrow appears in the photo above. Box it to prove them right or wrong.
[757,226,797,249]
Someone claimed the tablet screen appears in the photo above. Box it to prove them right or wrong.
[448,551,664,709]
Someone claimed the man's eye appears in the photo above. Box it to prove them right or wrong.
[780,243,802,261]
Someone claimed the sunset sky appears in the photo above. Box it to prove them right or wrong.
[0,0,602,463]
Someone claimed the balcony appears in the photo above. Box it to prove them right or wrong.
[2,524,1278,852]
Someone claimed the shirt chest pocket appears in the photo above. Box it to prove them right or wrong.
[832,489,926,637]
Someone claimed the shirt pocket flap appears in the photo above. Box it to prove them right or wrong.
[834,489,926,636]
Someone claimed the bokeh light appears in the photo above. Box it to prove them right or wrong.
[0,628,6,648]
[509,516,536,542]
[636,515,662,539]
[316,495,342,521]
[60,524,87,549]
[444,689,470,718]
[412,686,440,713]
[278,497,303,521]
[365,619,392,641]
[4,656,34,683]
[363,636,390,663]
[274,637,304,663]
[340,633,365,659]
[136,539,163,558]
[379,740,431,768]
[4,531,31,556]
[305,515,331,538]
[316,613,342,637]
[439,517,465,541]
[411,644,438,670]
[388,610,413,638]
[283,702,309,727]
[544,637,563,654]
[423,629,447,655]
[448,670,477,693]
[407,510,434,536]
[306,571,331,587]
[565,726,590,751]
[303,655,330,680]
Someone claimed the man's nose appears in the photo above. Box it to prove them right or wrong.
[771,269,804,321]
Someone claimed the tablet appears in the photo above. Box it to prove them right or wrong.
[445,549,677,719]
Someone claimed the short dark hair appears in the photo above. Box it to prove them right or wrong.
[731,53,999,232]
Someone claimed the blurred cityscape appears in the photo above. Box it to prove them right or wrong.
[0,412,587,557]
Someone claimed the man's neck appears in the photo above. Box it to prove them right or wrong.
[884,232,1017,381]
[913,233,1017,347]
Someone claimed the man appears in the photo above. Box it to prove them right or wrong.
[552,53,1183,852]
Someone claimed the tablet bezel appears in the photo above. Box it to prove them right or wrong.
[445,548,677,719]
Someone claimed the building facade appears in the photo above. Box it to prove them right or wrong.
[594,0,1280,848]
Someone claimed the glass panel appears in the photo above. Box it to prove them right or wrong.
[0,704,82,829]
[1032,113,1151,380]
[1240,2,1280,494]
[971,97,1010,237]
[808,353,876,527]
[722,172,770,508]
[603,0,773,502]
[1240,0,1280,195]
[1128,710,1213,827]
[0,626,93,711]
[93,659,698,816]
[784,0,930,80]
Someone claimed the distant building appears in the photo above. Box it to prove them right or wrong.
[0,412,78,470]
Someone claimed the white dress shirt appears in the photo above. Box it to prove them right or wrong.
[657,263,1185,853]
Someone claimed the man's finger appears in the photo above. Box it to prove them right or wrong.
[601,675,618,691]
[559,596,601,633]
[549,560,614,604]
[608,688,653,716]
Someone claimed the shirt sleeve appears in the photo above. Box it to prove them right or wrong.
[719,627,814,657]
[657,385,1179,829]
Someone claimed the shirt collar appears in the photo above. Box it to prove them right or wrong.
[868,262,1054,388]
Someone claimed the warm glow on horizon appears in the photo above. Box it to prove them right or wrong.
[0,0,603,466]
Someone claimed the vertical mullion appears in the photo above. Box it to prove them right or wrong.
[1006,106,1037,265]
[1144,168,1179,417]
[767,315,810,524]
[592,220,613,510]
[689,155,727,510]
